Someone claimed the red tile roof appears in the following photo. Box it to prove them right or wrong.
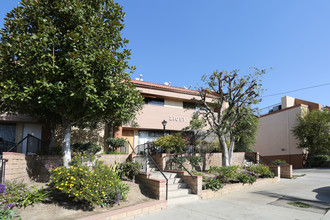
[131,79,218,98]
[131,79,198,95]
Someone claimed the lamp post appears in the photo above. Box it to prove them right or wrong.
[162,120,167,136]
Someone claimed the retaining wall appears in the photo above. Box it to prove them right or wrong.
[201,177,280,199]
[152,152,245,171]
[2,152,130,182]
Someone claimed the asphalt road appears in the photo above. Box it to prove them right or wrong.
[135,168,330,220]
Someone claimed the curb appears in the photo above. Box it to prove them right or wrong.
[77,200,167,220]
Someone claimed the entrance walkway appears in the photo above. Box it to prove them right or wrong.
[135,169,330,220]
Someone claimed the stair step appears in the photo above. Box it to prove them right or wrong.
[168,188,191,198]
[148,171,178,179]
[167,194,200,206]
[168,182,187,190]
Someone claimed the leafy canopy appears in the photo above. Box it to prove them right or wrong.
[194,68,265,166]
[292,109,330,155]
[0,0,143,128]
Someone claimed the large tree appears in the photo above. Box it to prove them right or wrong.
[233,107,259,153]
[195,69,265,166]
[292,109,330,156]
[0,0,143,167]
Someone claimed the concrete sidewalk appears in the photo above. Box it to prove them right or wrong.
[134,168,330,220]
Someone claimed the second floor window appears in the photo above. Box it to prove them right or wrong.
[183,101,197,110]
[144,97,164,106]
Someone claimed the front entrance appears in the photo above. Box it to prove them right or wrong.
[122,130,134,154]
[22,124,42,154]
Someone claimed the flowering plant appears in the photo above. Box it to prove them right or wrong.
[50,154,128,207]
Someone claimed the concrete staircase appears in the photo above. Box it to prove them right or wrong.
[146,160,199,206]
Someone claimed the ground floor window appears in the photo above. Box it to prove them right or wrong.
[138,130,164,145]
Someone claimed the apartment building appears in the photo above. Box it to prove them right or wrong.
[111,79,215,152]
[252,96,321,168]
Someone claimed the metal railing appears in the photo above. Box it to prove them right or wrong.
[172,155,196,179]
[125,139,136,154]
[0,140,16,154]
[8,134,48,155]
[0,156,8,184]
[147,154,168,200]
[245,152,274,166]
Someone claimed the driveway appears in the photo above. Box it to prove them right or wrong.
[135,169,330,220]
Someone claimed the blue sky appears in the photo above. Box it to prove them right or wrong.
[1,0,330,110]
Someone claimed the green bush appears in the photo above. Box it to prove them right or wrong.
[50,154,128,207]
[154,133,186,153]
[106,138,126,152]
[117,162,142,180]
[271,159,289,166]
[187,156,203,171]
[237,170,257,184]
[246,164,274,178]
[208,166,240,183]
[204,177,223,191]
[71,142,101,155]
[22,185,49,207]
[0,208,21,220]
[306,155,330,167]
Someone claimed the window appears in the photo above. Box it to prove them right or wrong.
[183,101,197,110]
[144,97,164,106]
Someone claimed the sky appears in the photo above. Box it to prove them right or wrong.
[1,0,330,112]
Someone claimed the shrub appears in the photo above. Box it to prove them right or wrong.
[154,133,187,153]
[208,166,240,183]
[72,142,101,155]
[187,156,203,171]
[204,177,223,191]
[271,159,289,166]
[0,180,30,208]
[0,208,21,220]
[106,138,126,152]
[246,164,274,178]
[118,162,142,180]
[237,170,256,184]
[22,185,49,207]
[50,154,128,207]
[306,155,330,167]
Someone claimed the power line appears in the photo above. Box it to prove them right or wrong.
[261,82,330,98]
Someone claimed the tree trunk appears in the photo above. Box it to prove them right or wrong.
[220,135,229,166]
[228,136,236,165]
[62,117,71,168]
[49,121,56,154]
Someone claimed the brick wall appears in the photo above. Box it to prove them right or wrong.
[2,152,62,182]
[269,165,292,179]
[279,164,292,178]
[136,173,165,200]
[152,152,245,171]
[167,170,202,195]
[2,153,130,182]
[98,154,130,166]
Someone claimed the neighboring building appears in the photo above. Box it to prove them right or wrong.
[109,79,215,153]
[252,96,321,169]
[0,113,49,154]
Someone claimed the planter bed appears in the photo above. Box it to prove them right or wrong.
[201,177,280,200]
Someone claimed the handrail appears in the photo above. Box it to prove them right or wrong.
[172,155,196,179]
[258,154,274,165]
[147,154,168,200]
[125,139,136,154]
[245,152,274,165]
[7,134,47,153]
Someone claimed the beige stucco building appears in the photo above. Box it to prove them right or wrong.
[252,96,321,168]
[110,79,215,153]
